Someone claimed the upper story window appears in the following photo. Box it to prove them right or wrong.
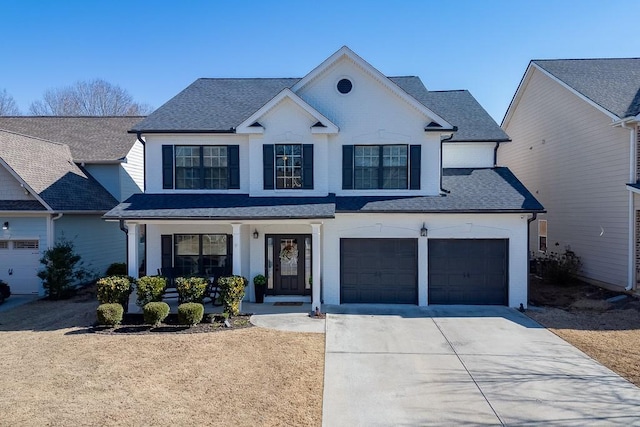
[343,144,420,190]
[276,144,302,189]
[354,145,408,189]
[162,145,240,190]
[263,144,314,190]
[175,146,228,189]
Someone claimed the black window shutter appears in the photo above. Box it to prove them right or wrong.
[302,144,314,189]
[342,145,354,189]
[162,145,174,189]
[410,145,421,190]
[227,145,240,189]
[263,144,274,190]
[161,235,173,269]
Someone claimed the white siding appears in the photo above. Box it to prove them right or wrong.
[500,68,631,289]
[0,166,33,200]
[55,215,126,277]
[121,140,144,200]
[443,142,496,168]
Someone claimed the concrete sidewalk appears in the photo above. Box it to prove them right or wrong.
[322,306,640,426]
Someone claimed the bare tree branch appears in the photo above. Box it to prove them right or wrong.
[29,79,152,116]
[0,89,21,115]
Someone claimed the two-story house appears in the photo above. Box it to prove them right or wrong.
[500,58,640,293]
[106,47,543,309]
[0,117,144,294]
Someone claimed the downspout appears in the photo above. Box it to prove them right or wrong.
[120,219,129,270]
[621,121,636,291]
[527,212,538,304]
[136,132,146,192]
[440,133,454,194]
[47,213,63,249]
[493,141,501,167]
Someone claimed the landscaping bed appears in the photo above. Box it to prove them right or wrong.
[92,312,253,334]
[527,276,640,386]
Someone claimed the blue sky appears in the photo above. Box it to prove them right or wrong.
[3,0,638,122]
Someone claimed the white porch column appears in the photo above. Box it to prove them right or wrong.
[311,223,322,312]
[127,222,139,279]
[232,223,242,276]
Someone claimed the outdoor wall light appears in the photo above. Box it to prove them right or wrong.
[420,223,428,237]
[2,222,8,230]
[253,229,259,239]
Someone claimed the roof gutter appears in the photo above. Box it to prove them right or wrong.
[128,129,236,134]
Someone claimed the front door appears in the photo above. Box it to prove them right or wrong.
[267,235,310,295]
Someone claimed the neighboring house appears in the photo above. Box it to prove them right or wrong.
[0,117,145,294]
[106,47,542,309]
[500,58,640,292]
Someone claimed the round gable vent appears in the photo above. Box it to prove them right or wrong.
[337,78,353,94]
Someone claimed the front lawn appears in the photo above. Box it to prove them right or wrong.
[0,292,324,426]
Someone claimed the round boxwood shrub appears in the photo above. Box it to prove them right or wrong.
[143,301,170,327]
[175,277,207,303]
[97,276,133,304]
[97,303,124,326]
[136,276,167,307]
[178,302,204,326]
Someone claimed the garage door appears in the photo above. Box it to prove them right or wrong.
[0,240,41,294]
[428,239,508,305]
[341,238,417,304]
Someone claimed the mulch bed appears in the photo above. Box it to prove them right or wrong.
[91,313,253,335]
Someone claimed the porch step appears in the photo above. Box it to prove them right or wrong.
[264,295,311,303]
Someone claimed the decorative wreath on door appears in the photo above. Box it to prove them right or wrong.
[279,244,298,264]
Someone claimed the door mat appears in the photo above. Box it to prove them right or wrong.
[273,302,303,306]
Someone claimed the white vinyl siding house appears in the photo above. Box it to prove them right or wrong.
[108,47,542,309]
[500,60,640,291]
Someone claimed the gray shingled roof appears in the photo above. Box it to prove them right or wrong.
[0,200,46,211]
[131,77,507,142]
[104,194,336,220]
[0,130,118,211]
[104,167,542,219]
[534,58,640,118]
[0,116,143,163]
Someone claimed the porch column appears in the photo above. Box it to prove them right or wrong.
[232,223,242,276]
[127,222,139,279]
[311,223,322,312]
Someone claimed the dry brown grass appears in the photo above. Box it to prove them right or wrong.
[528,277,640,387]
[0,296,324,427]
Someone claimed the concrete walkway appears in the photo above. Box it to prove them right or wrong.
[322,305,640,426]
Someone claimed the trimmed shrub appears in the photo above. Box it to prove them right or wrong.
[175,276,207,303]
[178,302,204,326]
[218,275,248,316]
[37,239,90,300]
[97,276,133,309]
[535,247,582,285]
[105,262,127,276]
[97,303,124,326]
[143,301,170,327]
[136,276,166,307]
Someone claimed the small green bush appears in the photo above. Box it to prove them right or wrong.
[178,302,204,326]
[38,239,90,300]
[97,303,124,326]
[175,276,207,303]
[143,301,170,327]
[535,247,582,285]
[218,275,248,317]
[97,276,133,305]
[105,262,127,276]
[136,276,166,307]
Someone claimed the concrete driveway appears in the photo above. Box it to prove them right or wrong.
[322,305,640,426]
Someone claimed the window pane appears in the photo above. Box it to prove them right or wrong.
[354,146,380,189]
[275,144,302,189]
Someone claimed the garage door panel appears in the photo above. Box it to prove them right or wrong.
[428,239,508,305]
[341,239,417,304]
